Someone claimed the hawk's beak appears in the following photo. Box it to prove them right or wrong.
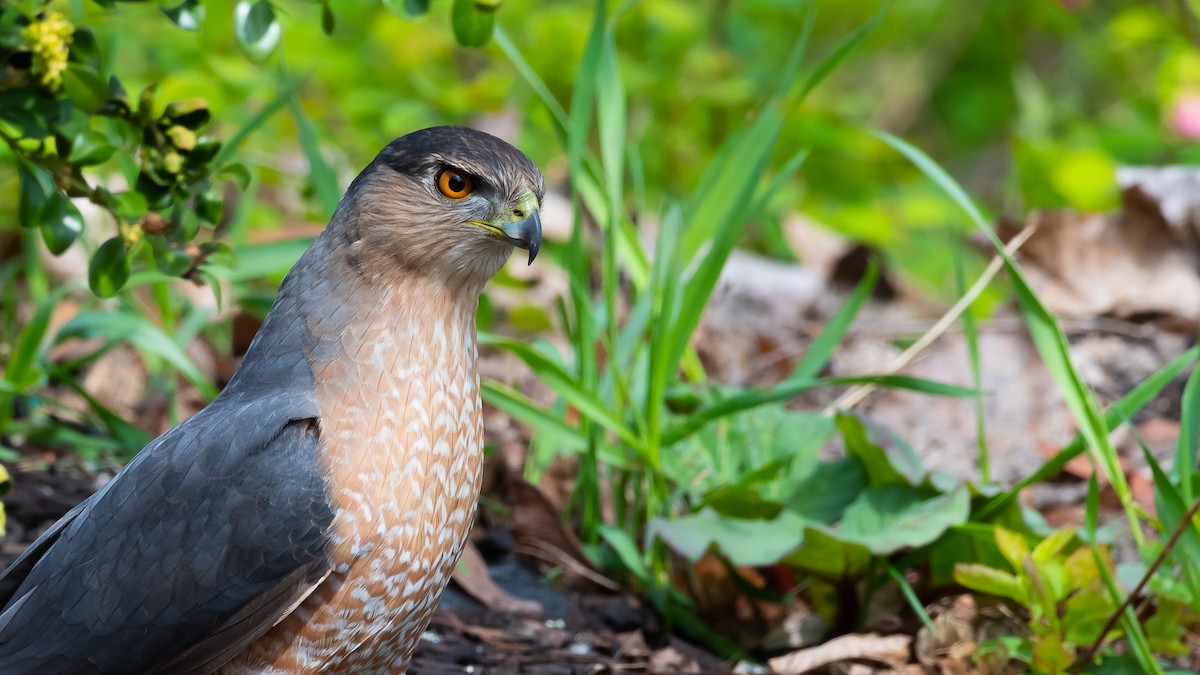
[500,210,541,266]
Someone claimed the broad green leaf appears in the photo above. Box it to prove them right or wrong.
[839,485,969,554]
[69,129,115,165]
[39,191,83,255]
[109,189,147,220]
[234,0,282,61]
[785,456,865,524]
[62,64,110,113]
[18,162,53,229]
[88,237,130,297]
[836,413,907,487]
[647,509,807,567]
[783,524,872,580]
[451,0,494,47]
[162,0,205,30]
[954,563,1027,603]
[1032,634,1074,673]
[1050,148,1119,212]
[1031,527,1075,565]
[994,526,1030,573]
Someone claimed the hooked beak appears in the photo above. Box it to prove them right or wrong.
[500,210,542,266]
[473,189,542,265]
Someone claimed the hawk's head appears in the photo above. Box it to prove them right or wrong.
[341,126,544,285]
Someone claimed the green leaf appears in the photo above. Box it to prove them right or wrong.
[598,526,648,581]
[162,0,205,30]
[994,526,1031,573]
[162,99,211,130]
[320,1,335,34]
[39,191,83,255]
[18,162,53,229]
[647,509,807,567]
[69,129,115,166]
[839,485,970,554]
[218,163,252,191]
[62,64,110,114]
[382,0,431,17]
[836,413,909,487]
[954,563,1027,603]
[1031,527,1076,565]
[288,91,340,218]
[234,0,282,61]
[791,261,877,380]
[783,525,873,580]
[88,237,131,297]
[451,0,494,47]
[785,457,865,524]
[110,191,148,221]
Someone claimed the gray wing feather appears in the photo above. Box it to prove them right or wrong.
[0,393,334,674]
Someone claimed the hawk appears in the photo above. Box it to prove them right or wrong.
[0,126,544,674]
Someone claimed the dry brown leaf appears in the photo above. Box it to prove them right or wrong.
[999,206,1200,326]
[768,633,911,674]
[451,540,542,617]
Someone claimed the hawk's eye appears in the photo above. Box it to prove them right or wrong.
[437,169,473,199]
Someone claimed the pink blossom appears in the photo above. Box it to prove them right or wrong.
[1170,93,1200,140]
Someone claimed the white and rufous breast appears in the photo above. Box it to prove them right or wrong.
[223,277,485,675]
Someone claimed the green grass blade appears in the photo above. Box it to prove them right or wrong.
[662,374,974,446]
[1143,445,1200,596]
[212,71,308,167]
[289,92,340,219]
[879,130,1142,546]
[56,310,217,399]
[979,346,1199,520]
[480,333,640,450]
[4,285,72,391]
[954,244,990,482]
[494,27,569,132]
[481,381,587,450]
[795,2,889,104]
[790,260,877,381]
[886,563,935,634]
[1173,356,1200,501]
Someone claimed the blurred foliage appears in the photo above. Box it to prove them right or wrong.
[3,0,1199,299]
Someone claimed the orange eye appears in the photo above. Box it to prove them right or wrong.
[437,169,473,199]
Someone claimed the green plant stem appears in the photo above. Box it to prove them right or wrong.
[1073,493,1200,673]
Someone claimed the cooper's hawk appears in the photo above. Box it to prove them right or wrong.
[0,126,544,674]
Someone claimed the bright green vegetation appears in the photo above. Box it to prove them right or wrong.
[2,0,1200,672]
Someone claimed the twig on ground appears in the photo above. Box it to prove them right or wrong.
[827,219,1039,413]
[1072,493,1200,673]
